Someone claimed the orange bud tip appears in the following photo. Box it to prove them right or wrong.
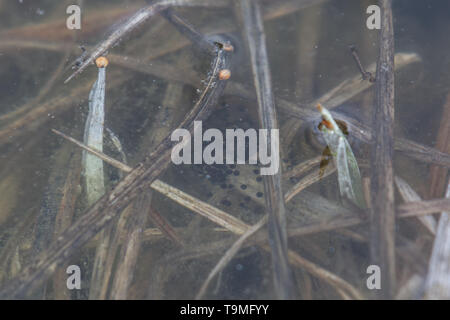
[223,43,234,52]
[219,69,231,80]
[95,56,109,68]
[316,103,323,112]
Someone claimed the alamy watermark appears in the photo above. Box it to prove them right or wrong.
[170,121,279,175]
[366,5,381,30]
[66,265,81,290]
[366,265,381,290]
[66,5,81,30]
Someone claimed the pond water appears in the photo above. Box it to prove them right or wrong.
[0,0,448,300]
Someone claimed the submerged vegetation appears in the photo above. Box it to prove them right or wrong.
[0,0,450,300]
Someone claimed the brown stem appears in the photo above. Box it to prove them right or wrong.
[427,92,450,199]
[370,0,396,298]
[238,0,295,299]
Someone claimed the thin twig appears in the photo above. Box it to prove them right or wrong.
[287,196,450,238]
[370,0,396,299]
[52,129,131,172]
[109,192,152,299]
[284,246,363,300]
[284,163,336,202]
[349,45,375,82]
[238,0,295,299]
[160,8,218,54]
[395,176,437,235]
[283,156,322,180]
[96,203,135,299]
[428,92,450,198]
[396,198,450,217]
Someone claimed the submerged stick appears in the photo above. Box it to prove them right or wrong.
[160,8,218,54]
[284,162,336,202]
[370,0,396,298]
[238,0,295,299]
[53,129,130,173]
[110,192,152,299]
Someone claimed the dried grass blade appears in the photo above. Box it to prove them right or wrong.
[395,176,437,235]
